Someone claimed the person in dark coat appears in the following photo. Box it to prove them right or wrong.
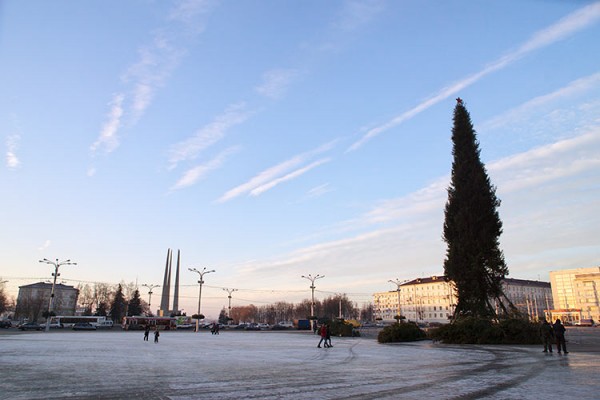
[154,328,160,343]
[553,319,568,354]
[143,325,150,341]
[540,319,553,353]
[325,324,333,348]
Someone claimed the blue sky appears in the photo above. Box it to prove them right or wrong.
[2,1,599,319]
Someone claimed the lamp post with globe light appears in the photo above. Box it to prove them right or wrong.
[189,267,215,332]
[388,278,407,323]
[142,284,160,315]
[39,258,76,332]
[223,288,238,323]
[301,274,324,332]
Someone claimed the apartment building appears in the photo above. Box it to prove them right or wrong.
[14,282,79,322]
[549,267,600,324]
[374,275,551,324]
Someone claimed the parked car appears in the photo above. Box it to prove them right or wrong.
[95,320,114,329]
[72,322,97,331]
[18,322,43,331]
[42,322,64,329]
[0,320,12,328]
[245,323,261,331]
[575,319,595,327]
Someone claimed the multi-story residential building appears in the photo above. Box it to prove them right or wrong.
[501,278,553,320]
[14,282,79,322]
[373,275,552,324]
[374,276,455,324]
[549,267,600,324]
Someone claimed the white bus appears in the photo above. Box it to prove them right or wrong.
[50,315,112,328]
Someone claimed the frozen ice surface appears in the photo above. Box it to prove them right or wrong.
[1,329,599,399]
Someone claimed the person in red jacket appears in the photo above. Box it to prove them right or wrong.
[317,324,328,348]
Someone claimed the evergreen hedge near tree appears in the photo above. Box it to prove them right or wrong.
[443,98,510,320]
[377,322,427,343]
[429,317,541,345]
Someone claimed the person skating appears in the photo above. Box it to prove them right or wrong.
[325,324,333,348]
[539,319,553,353]
[317,324,327,348]
[553,319,568,354]
[154,328,160,343]
[143,325,150,341]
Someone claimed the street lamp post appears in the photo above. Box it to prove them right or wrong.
[389,278,405,323]
[39,258,76,332]
[301,274,324,332]
[189,267,215,332]
[141,284,160,315]
[223,288,238,324]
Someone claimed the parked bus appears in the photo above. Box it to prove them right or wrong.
[50,316,111,328]
[122,316,177,331]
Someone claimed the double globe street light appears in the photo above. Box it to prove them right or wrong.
[141,283,160,315]
[39,258,77,332]
[301,274,324,332]
[189,267,215,332]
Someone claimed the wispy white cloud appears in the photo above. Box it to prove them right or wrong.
[90,93,125,154]
[306,183,333,199]
[5,133,21,170]
[255,68,300,99]
[168,103,252,169]
[481,71,600,132]
[38,240,51,251]
[347,2,600,151]
[333,0,385,32]
[123,35,185,123]
[168,0,214,27]
[489,129,600,193]
[170,146,240,191]
[250,158,331,196]
[218,140,338,203]
[90,2,214,159]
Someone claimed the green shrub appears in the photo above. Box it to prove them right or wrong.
[377,322,427,343]
[428,317,542,344]
[329,319,358,337]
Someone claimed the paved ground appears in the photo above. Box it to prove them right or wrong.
[1,327,598,399]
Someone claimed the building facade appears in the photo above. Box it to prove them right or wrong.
[373,275,552,324]
[549,267,600,324]
[374,276,455,324]
[14,282,79,322]
[501,278,553,320]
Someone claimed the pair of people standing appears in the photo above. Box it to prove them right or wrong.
[540,318,568,354]
[317,324,332,348]
[143,326,160,343]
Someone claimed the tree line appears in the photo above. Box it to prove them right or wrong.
[77,282,149,323]
[223,293,374,325]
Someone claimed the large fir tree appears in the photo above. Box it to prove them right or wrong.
[443,99,509,320]
[109,284,127,323]
[127,289,143,316]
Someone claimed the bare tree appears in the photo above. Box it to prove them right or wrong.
[15,292,46,322]
[0,281,10,315]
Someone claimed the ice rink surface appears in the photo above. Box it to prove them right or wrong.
[1,328,599,399]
